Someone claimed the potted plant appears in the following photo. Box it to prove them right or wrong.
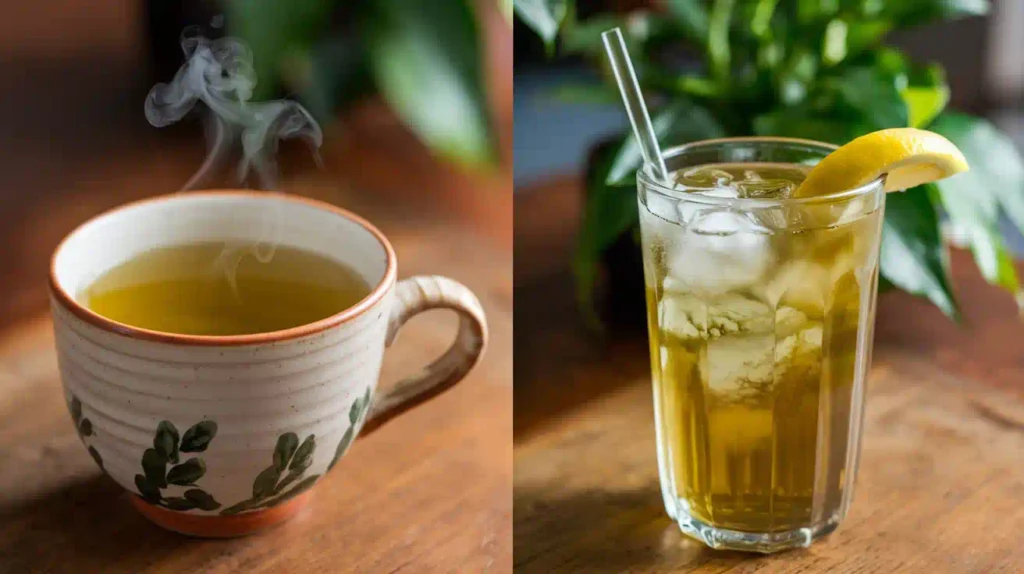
[516,0,1024,328]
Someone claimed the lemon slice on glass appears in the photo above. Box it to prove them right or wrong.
[793,128,969,198]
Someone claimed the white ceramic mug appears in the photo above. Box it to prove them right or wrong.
[49,190,488,537]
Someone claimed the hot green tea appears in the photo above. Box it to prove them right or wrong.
[83,242,370,336]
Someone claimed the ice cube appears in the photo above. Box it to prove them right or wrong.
[664,208,773,294]
[677,166,735,189]
[735,178,794,198]
[706,306,820,394]
[645,193,680,223]
[657,292,777,341]
[707,333,774,393]
[675,185,740,224]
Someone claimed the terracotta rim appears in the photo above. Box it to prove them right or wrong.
[49,190,398,346]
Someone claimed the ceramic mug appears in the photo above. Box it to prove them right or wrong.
[48,190,488,537]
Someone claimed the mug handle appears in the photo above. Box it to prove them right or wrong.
[359,275,488,435]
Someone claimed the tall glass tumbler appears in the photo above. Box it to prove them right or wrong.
[637,138,885,553]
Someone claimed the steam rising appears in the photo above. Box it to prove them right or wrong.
[145,28,324,299]
[145,28,323,190]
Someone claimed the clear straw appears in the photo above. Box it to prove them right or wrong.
[601,27,669,182]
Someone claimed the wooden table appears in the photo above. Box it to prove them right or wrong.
[514,178,1024,572]
[0,145,512,572]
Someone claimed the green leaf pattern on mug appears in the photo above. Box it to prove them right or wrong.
[134,419,221,512]
[180,420,218,453]
[273,433,299,472]
[290,434,316,472]
[68,394,103,471]
[167,458,206,486]
[221,431,320,516]
[329,387,372,471]
[253,466,283,500]
[154,420,180,463]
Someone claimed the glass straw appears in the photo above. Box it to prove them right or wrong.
[601,28,669,181]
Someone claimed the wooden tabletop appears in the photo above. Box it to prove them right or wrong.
[514,177,1024,572]
[0,144,512,572]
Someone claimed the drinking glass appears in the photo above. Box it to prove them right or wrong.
[637,138,885,553]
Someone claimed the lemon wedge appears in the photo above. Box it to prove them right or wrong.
[793,128,969,198]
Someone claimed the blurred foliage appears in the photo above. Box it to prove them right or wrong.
[516,0,1024,323]
[228,0,501,168]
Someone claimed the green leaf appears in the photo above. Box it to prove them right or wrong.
[749,0,779,38]
[227,0,334,100]
[135,474,162,504]
[79,419,93,437]
[220,498,261,516]
[154,421,179,464]
[753,111,860,145]
[70,396,82,425]
[180,420,218,453]
[776,48,818,105]
[184,489,221,511]
[163,497,198,512]
[253,465,283,500]
[931,113,1024,235]
[902,86,949,129]
[880,186,959,318]
[902,63,949,128]
[367,0,494,167]
[834,67,908,130]
[349,394,365,425]
[845,20,892,55]
[329,427,355,471]
[88,446,104,471]
[299,36,374,124]
[267,475,320,506]
[664,0,710,43]
[289,435,316,472]
[798,0,838,22]
[574,139,639,327]
[707,0,736,82]
[821,18,849,66]
[274,469,304,495]
[167,458,206,486]
[142,448,168,488]
[513,0,569,55]
[930,113,1024,306]
[274,432,300,472]
[606,100,726,186]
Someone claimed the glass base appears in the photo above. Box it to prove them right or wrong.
[674,508,841,554]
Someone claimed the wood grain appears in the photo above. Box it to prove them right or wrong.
[514,349,1024,573]
[514,177,1024,572]
[0,178,512,573]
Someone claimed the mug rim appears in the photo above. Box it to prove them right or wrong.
[48,189,398,346]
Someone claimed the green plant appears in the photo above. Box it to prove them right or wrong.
[227,0,507,168]
[516,0,1024,322]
